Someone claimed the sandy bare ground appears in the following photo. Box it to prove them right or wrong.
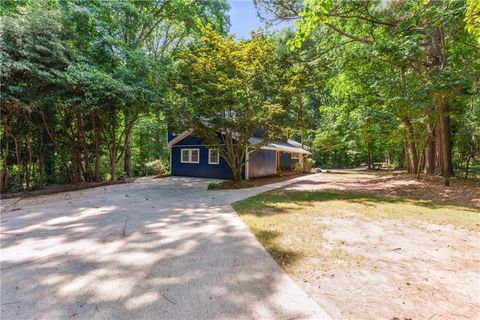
[280,172,480,320]
[284,170,480,208]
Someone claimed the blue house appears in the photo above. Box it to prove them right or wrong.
[167,130,310,180]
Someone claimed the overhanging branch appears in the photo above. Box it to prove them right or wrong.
[325,23,375,45]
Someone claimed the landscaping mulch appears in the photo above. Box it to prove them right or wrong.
[209,172,309,190]
[0,179,132,200]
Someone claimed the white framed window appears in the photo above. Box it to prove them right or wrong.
[181,148,200,163]
[291,153,300,160]
[208,149,220,164]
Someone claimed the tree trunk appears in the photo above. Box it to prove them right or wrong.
[408,141,418,175]
[424,123,436,174]
[299,94,305,149]
[43,109,56,184]
[76,112,92,182]
[437,103,453,185]
[92,114,102,182]
[464,155,472,179]
[70,146,80,184]
[232,164,242,182]
[417,136,431,179]
[12,135,21,186]
[417,152,425,179]
[367,143,373,170]
[26,133,33,190]
[434,125,443,175]
[123,112,134,178]
[402,119,418,174]
[1,135,8,193]
[68,134,83,183]
[428,25,453,185]
[110,122,117,181]
[404,140,410,173]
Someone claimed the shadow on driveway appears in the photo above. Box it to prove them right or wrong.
[1,176,328,320]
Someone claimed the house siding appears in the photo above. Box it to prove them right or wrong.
[280,152,299,170]
[172,134,205,146]
[171,133,247,179]
[171,146,235,179]
[168,132,177,142]
[248,149,276,178]
[169,132,300,180]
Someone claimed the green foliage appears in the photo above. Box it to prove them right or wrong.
[207,182,221,190]
[173,26,286,181]
[142,159,168,176]
[278,0,480,175]
[465,0,480,44]
[303,158,314,172]
[290,0,332,49]
[0,0,229,192]
[131,116,169,174]
[1,0,478,192]
[292,162,303,174]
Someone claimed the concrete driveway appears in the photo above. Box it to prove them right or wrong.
[0,176,330,320]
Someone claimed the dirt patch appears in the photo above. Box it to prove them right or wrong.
[209,172,308,189]
[235,171,480,320]
[153,173,171,179]
[281,171,480,208]
[0,179,131,200]
[296,216,480,320]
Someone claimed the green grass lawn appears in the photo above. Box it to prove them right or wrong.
[233,191,480,268]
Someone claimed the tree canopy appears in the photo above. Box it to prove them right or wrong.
[0,0,478,191]
[173,26,285,181]
[256,0,479,183]
[1,0,229,191]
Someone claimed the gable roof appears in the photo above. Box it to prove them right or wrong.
[268,141,311,154]
[167,130,192,149]
[167,130,310,154]
[287,139,305,149]
[249,137,311,155]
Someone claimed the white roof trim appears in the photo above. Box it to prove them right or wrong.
[259,143,311,154]
[268,143,311,154]
[259,146,277,151]
[167,130,311,155]
[287,139,301,148]
[166,130,192,149]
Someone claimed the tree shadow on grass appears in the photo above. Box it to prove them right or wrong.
[316,191,480,212]
[250,228,300,268]
[235,190,480,215]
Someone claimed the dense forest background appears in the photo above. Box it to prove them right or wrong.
[1,0,479,192]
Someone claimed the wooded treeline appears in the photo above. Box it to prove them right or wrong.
[256,0,480,184]
[1,0,479,192]
[0,0,230,192]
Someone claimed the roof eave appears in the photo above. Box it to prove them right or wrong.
[166,130,192,149]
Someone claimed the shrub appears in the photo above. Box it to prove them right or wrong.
[292,158,315,173]
[292,162,303,174]
[143,159,168,176]
[303,158,314,172]
[207,182,220,190]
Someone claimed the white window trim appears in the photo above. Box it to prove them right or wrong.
[291,153,300,160]
[208,149,220,165]
[181,148,200,164]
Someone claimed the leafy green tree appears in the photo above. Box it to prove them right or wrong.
[174,27,284,181]
[465,0,480,44]
[1,0,230,192]
[1,7,73,191]
[258,0,479,181]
